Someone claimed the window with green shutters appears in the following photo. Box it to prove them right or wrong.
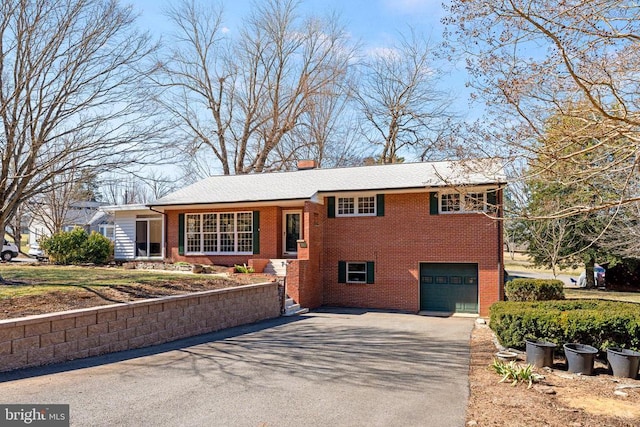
[338,261,375,284]
[181,211,255,254]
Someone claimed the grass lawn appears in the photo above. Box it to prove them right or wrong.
[503,252,582,276]
[0,264,233,299]
[565,288,640,304]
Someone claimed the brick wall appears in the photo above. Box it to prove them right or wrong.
[322,192,502,316]
[0,282,280,373]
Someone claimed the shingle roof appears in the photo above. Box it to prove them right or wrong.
[150,159,506,207]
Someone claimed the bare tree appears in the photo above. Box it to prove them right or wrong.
[444,0,640,215]
[353,29,455,164]
[157,0,355,176]
[28,167,100,236]
[0,0,164,243]
[100,171,178,205]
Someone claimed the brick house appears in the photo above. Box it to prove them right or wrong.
[106,159,506,316]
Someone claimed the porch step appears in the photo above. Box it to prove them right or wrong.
[264,259,288,276]
[283,297,309,317]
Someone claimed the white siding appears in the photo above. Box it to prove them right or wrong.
[113,209,164,261]
[114,211,137,260]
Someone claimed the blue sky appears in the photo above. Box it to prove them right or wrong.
[129,0,473,115]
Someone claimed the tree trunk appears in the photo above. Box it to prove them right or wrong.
[584,257,596,289]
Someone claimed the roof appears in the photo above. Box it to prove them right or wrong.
[149,159,506,207]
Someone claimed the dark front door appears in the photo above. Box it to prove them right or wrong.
[283,211,301,255]
[420,263,478,313]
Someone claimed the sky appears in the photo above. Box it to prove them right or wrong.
[129,0,474,116]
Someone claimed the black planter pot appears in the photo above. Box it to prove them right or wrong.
[564,343,598,375]
[607,347,640,379]
[525,339,556,368]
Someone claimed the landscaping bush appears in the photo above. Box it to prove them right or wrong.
[490,300,640,352]
[504,278,565,301]
[41,228,113,265]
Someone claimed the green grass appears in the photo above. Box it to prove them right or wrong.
[565,288,640,304]
[0,265,224,299]
[503,252,582,276]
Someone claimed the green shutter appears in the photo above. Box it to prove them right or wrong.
[178,214,185,255]
[366,261,375,284]
[338,261,346,283]
[487,189,497,209]
[252,211,260,254]
[327,196,336,218]
[376,194,385,216]
[429,192,439,215]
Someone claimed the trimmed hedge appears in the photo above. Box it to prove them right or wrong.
[505,278,564,301]
[490,300,640,352]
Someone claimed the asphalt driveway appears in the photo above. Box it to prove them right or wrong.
[1,309,474,427]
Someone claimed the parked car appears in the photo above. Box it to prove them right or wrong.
[2,239,19,261]
[577,265,606,287]
[28,243,47,261]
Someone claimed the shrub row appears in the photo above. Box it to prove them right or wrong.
[40,228,113,265]
[504,278,565,301]
[490,299,640,352]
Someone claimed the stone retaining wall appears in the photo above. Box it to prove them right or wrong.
[0,282,281,373]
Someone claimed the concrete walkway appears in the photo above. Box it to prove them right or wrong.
[1,309,474,427]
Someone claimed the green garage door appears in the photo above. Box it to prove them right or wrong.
[420,263,478,314]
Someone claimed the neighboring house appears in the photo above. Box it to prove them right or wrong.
[107,159,507,316]
[28,201,114,245]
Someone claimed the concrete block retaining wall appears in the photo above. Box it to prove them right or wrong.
[0,282,281,373]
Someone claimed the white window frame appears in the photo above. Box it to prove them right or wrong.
[439,190,488,214]
[336,194,377,217]
[346,262,368,283]
[99,224,115,241]
[185,211,253,255]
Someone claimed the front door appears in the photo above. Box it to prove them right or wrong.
[283,211,302,255]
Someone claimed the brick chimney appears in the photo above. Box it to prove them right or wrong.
[297,159,317,170]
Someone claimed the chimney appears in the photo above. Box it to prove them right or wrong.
[297,159,317,170]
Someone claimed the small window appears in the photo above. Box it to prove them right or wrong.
[347,262,367,283]
[338,261,374,284]
[337,195,376,216]
[440,191,487,214]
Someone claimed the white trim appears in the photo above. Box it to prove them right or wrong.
[282,210,302,256]
[336,193,377,217]
[438,189,489,214]
[346,262,368,284]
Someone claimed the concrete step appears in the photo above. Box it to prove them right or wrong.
[283,307,309,317]
[264,259,288,276]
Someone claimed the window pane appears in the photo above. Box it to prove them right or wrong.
[203,232,217,252]
[441,194,460,212]
[220,232,234,252]
[220,213,234,232]
[149,220,162,257]
[338,197,354,215]
[464,193,485,211]
[203,214,217,232]
[186,233,201,252]
[358,196,376,214]
[186,214,200,232]
[237,232,252,252]
[347,262,367,283]
[237,212,252,232]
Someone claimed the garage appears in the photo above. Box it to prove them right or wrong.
[419,263,478,314]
